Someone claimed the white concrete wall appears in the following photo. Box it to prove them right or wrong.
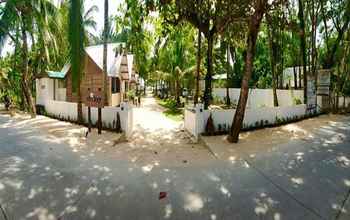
[36,78,54,105]
[82,102,133,137]
[126,103,134,137]
[53,79,66,101]
[45,100,78,121]
[56,89,66,101]
[338,97,350,108]
[36,78,66,104]
[212,88,304,109]
[44,100,133,137]
[111,93,121,106]
[185,104,307,140]
[184,109,197,137]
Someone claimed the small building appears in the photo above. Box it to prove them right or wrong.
[36,43,140,107]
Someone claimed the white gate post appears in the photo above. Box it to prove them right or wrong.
[194,103,204,141]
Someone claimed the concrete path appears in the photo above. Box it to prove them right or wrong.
[0,111,349,219]
[133,95,182,133]
[122,95,212,166]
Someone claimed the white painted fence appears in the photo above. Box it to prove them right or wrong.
[212,88,304,109]
[184,109,197,137]
[185,104,308,140]
[337,97,350,109]
[45,100,78,121]
[44,100,133,137]
[82,103,133,136]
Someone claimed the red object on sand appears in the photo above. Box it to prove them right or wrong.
[159,192,167,200]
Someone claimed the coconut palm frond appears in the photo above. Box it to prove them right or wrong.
[84,5,99,20]
[0,1,18,51]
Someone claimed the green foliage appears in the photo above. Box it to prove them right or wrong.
[127,89,136,99]
[1,0,350,118]
[157,98,183,121]
[293,98,303,105]
[0,0,64,113]
[212,95,225,105]
[68,0,85,93]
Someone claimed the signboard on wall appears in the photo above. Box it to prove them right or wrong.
[317,69,331,96]
[307,75,317,113]
[85,89,104,108]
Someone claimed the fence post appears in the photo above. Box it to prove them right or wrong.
[194,103,204,141]
[120,102,132,138]
[98,107,102,134]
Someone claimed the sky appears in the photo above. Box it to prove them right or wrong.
[1,0,123,57]
[83,0,123,36]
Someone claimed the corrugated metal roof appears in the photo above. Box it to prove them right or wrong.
[85,43,120,76]
[61,63,71,75]
[47,71,66,79]
[109,54,123,77]
[46,43,138,80]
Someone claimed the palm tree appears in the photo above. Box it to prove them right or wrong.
[0,0,59,117]
[59,1,98,44]
[82,4,99,43]
[68,0,85,123]
[103,0,109,105]
[194,29,202,105]
[228,0,270,143]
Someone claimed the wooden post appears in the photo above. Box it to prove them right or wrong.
[98,107,102,134]
[88,106,92,132]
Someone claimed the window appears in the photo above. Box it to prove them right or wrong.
[111,77,120,94]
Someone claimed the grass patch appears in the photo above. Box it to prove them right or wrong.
[157,98,184,122]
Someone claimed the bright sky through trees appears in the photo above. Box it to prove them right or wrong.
[0,0,123,56]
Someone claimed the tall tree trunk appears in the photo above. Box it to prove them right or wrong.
[225,43,231,106]
[279,12,285,90]
[103,0,109,106]
[21,17,36,117]
[155,80,158,96]
[320,0,330,56]
[310,0,318,107]
[77,87,83,123]
[13,27,25,110]
[175,71,181,105]
[204,35,214,109]
[76,57,83,124]
[298,65,302,89]
[310,1,317,77]
[267,18,279,107]
[298,0,308,104]
[194,29,202,105]
[228,1,267,143]
[293,66,298,89]
[177,82,181,105]
[68,0,85,123]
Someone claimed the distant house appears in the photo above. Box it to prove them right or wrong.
[36,43,140,107]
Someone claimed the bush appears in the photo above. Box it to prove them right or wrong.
[127,90,136,100]
[293,98,303,105]
[212,95,224,105]
[159,99,177,109]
